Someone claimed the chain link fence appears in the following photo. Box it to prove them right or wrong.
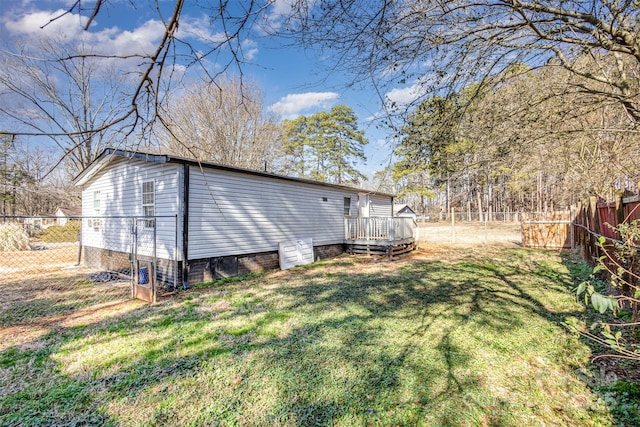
[418,211,524,223]
[1,215,178,319]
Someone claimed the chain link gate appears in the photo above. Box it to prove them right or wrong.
[131,218,157,303]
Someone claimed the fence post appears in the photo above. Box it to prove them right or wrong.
[451,207,455,243]
[569,205,575,249]
[484,211,488,245]
[615,191,625,231]
[589,196,600,261]
[77,220,83,266]
[589,196,600,234]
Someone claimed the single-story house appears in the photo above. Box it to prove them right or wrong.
[55,206,82,226]
[23,206,81,232]
[74,149,414,299]
[23,216,56,231]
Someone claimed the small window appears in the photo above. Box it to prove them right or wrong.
[322,197,328,202]
[344,197,351,216]
[142,181,155,227]
[92,190,101,231]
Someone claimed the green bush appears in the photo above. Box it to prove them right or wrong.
[0,223,30,251]
[577,220,640,361]
[39,220,81,243]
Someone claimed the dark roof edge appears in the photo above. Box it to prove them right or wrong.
[75,148,395,198]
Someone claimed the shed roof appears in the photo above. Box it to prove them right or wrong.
[56,206,82,216]
[394,204,417,215]
[74,149,394,198]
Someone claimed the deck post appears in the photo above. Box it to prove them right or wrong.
[389,217,395,242]
[366,218,370,241]
[344,218,349,240]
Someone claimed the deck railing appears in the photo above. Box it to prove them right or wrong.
[345,217,415,242]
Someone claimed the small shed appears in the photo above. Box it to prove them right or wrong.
[394,204,418,220]
[74,149,415,300]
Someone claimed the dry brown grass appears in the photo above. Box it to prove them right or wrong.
[0,243,80,274]
[0,244,131,350]
[417,222,522,246]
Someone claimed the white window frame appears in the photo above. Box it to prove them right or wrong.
[344,197,351,216]
[142,181,155,228]
[92,190,101,231]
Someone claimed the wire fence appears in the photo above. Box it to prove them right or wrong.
[0,215,178,315]
[419,211,524,223]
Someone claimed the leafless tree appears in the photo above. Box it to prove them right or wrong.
[286,0,640,122]
[2,0,638,175]
[0,37,134,173]
[0,0,273,172]
[160,76,282,170]
[0,135,73,215]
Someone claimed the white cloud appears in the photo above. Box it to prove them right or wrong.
[4,8,86,40]
[177,15,227,44]
[268,92,339,118]
[2,7,231,56]
[106,20,165,56]
[241,39,259,61]
[385,83,426,110]
[2,7,164,57]
[261,0,321,32]
[262,0,296,31]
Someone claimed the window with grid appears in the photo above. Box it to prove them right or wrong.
[142,181,155,227]
[91,190,101,231]
[344,197,351,216]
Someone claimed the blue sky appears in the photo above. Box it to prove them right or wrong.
[0,1,423,176]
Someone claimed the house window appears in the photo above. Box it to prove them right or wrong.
[92,190,101,231]
[344,197,351,216]
[142,181,155,227]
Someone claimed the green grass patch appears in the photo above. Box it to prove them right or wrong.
[1,246,635,426]
[192,271,264,289]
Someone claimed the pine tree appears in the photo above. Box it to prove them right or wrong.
[282,105,368,184]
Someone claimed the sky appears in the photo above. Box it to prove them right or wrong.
[0,0,423,177]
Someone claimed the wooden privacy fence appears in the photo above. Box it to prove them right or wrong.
[521,194,640,254]
[521,211,573,248]
[574,194,640,263]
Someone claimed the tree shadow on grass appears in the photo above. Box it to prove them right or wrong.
[0,273,129,328]
[0,248,613,426]
[257,249,596,425]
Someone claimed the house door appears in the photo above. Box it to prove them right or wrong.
[131,218,156,303]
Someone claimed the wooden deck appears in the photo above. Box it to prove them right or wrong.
[344,217,416,256]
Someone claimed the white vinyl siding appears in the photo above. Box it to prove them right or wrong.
[370,194,393,217]
[188,166,372,259]
[80,158,181,260]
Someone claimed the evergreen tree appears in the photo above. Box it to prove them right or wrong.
[282,105,368,184]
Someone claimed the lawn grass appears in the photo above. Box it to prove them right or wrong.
[0,245,636,426]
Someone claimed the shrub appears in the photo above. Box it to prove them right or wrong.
[39,220,81,243]
[0,223,30,251]
[577,220,640,361]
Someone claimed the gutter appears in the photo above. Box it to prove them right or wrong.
[182,163,190,288]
